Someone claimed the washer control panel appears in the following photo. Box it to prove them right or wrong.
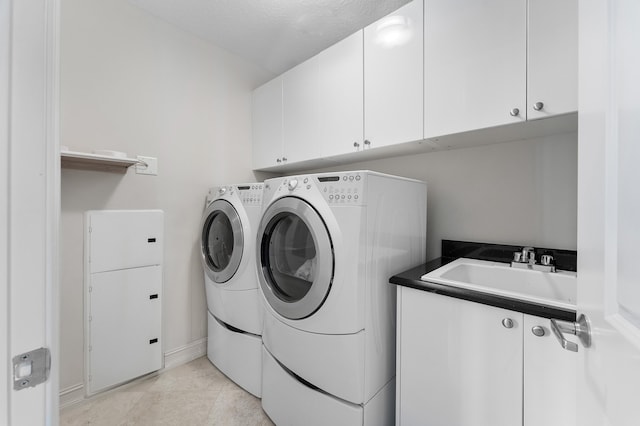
[277,172,366,205]
[236,183,264,206]
[206,183,264,206]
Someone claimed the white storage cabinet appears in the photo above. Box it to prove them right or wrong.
[84,210,164,395]
[364,0,424,149]
[424,0,577,138]
[252,76,283,170]
[318,30,364,157]
[397,286,576,426]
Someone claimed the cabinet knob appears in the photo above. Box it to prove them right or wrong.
[353,142,360,149]
[533,101,544,111]
[502,318,514,329]
[364,140,371,148]
[509,108,520,117]
[276,158,282,163]
[531,325,546,337]
[282,157,287,162]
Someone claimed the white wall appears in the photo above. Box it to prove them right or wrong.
[59,0,270,392]
[59,0,578,397]
[308,132,578,258]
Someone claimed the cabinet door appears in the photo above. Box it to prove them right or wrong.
[283,56,321,164]
[252,76,283,170]
[527,0,578,119]
[523,314,576,426]
[364,0,423,149]
[88,265,162,395]
[398,288,523,426]
[318,31,364,157]
[424,0,526,138]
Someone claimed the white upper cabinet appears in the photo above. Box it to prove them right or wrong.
[252,76,283,170]
[282,56,321,164]
[364,0,424,149]
[318,31,364,157]
[424,0,577,139]
[527,0,578,119]
[424,0,527,138]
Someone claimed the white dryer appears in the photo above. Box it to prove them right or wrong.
[200,183,264,397]
[256,171,427,426]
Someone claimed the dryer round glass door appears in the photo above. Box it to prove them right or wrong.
[200,199,244,283]
[257,196,334,320]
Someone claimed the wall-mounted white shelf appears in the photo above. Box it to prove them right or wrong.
[61,150,139,174]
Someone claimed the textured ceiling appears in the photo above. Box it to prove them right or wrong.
[128,0,410,76]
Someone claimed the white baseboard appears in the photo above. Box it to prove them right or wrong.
[59,383,84,409]
[59,338,208,409]
[163,337,208,370]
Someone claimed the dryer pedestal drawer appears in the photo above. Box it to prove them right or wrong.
[261,346,362,426]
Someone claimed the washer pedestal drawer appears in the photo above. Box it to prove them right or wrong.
[207,311,262,398]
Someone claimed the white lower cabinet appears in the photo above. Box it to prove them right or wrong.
[523,314,577,425]
[397,287,576,426]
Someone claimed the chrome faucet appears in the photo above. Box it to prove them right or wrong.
[521,246,535,264]
[512,246,556,272]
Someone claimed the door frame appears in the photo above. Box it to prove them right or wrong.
[2,0,60,424]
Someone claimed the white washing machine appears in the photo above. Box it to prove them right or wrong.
[256,171,427,426]
[200,183,264,397]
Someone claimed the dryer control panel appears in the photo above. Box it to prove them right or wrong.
[272,172,366,206]
[317,172,366,205]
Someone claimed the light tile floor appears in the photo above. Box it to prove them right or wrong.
[60,357,274,426]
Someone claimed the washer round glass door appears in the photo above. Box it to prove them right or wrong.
[200,199,244,283]
[257,196,334,320]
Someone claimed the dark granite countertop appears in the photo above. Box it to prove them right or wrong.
[390,240,577,322]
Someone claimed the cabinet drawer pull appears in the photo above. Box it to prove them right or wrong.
[149,338,158,344]
[149,294,158,300]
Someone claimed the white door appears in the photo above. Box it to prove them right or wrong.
[1,0,59,424]
[577,1,640,424]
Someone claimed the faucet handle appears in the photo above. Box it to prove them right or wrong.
[540,254,554,266]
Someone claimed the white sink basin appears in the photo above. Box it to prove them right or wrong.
[421,257,576,310]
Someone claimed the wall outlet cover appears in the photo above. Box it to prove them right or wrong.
[136,156,158,175]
